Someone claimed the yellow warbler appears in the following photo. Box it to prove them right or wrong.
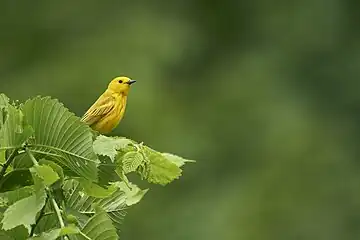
[81,76,136,134]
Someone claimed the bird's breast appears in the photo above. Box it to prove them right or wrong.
[94,95,127,133]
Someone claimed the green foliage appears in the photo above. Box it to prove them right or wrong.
[93,135,132,162]
[0,187,34,210]
[161,153,196,167]
[114,182,148,207]
[21,96,99,181]
[0,94,193,239]
[0,94,33,153]
[31,165,59,187]
[63,179,128,233]
[75,207,118,240]
[29,226,79,240]
[141,146,182,185]
[121,151,144,174]
[1,179,46,233]
[0,169,33,192]
[94,136,188,186]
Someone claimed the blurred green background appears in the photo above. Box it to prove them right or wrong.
[2,1,360,239]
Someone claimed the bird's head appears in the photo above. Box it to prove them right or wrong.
[108,76,136,95]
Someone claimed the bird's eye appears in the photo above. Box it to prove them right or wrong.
[118,80,123,83]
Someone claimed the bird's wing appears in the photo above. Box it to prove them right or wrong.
[81,94,115,125]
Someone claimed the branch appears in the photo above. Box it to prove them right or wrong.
[0,149,18,180]
[79,232,92,240]
[26,148,69,240]
[26,147,38,166]
[51,197,65,227]
[30,196,49,236]
[51,197,70,240]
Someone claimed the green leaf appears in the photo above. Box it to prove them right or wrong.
[0,225,28,240]
[28,226,79,240]
[142,147,182,185]
[32,213,58,236]
[31,165,59,187]
[0,150,5,165]
[63,208,89,230]
[0,94,9,133]
[106,211,126,234]
[0,169,33,192]
[93,135,132,162]
[121,151,144,174]
[79,207,118,240]
[0,231,12,240]
[0,94,9,111]
[162,152,196,167]
[28,229,60,240]
[1,181,46,233]
[63,180,127,231]
[77,178,116,198]
[114,181,148,206]
[21,96,99,181]
[12,153,33,169]
[97,155,119,186]
[0,95,33,150]
[64,180,126,214]
[61,225,80,235]
[0,94,9,163]
[38,159,64,184]
[0,186,34,207]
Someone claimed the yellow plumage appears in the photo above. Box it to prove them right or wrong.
[81,76,136,134]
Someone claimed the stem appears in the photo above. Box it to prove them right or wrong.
[51,197,65,227]
[30,197,48,236]
[0,149,18,180]
[26,147,38,166]
[26,148,69,239]
[51,197,69,240]
[79,232,92,240]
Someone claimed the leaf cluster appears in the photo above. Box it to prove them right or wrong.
[0,94,194,239]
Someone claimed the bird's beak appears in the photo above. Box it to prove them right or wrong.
[128,79,136,85]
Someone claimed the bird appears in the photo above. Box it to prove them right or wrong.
[81,76,136,134]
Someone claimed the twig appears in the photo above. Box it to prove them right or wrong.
[0,149,18,181]
[51,197,65,227]
[26,148,69,240]
[51,197,70,240]
[26,147,38,166]
[79,231,92,240]
[30,197,49,236]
